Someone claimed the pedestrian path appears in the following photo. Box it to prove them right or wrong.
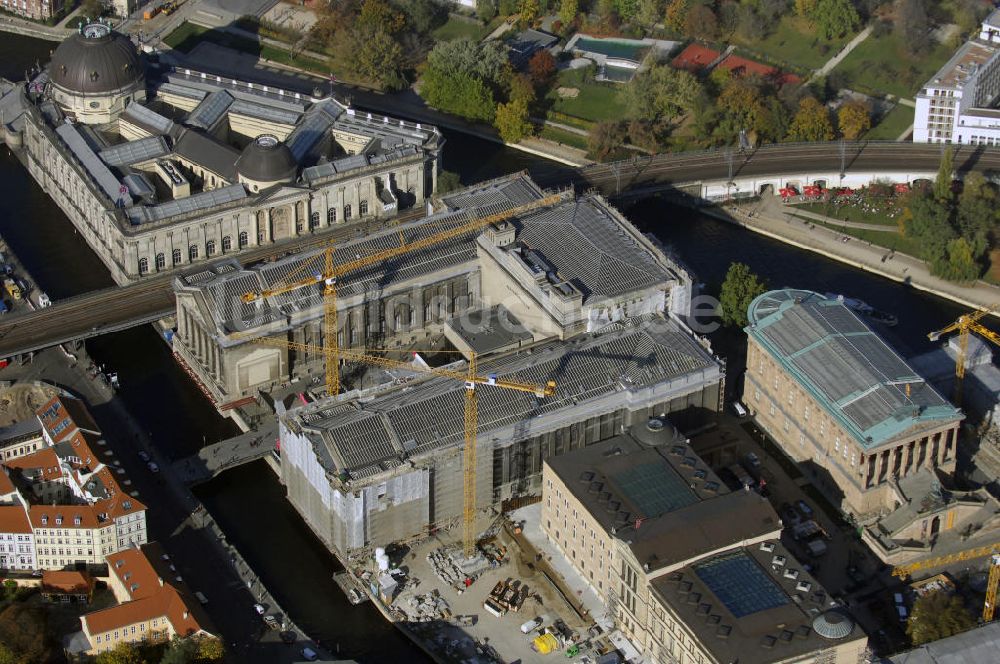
[812,25,872,78]
[726,195,1000,315]
[788,205,899,231]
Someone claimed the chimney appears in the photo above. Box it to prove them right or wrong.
[158,576,164,587]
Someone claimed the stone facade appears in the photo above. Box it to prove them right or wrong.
[22,107,436,285]
[0,0,64,20]
[745,336,960,518]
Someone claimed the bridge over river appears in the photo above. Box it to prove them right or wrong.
[3,141,997,359]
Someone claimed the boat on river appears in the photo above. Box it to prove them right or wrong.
[825,293,898,327]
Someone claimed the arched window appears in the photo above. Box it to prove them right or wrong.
[155,253,165,270]
[172,249,182,266]
[327,207,337,224]
[189,245,198,261]
[359,200,369,216]
[344,204,352,220]
[310,211,320,228]
[206,240,217,256]
[223,236,232,252]
[238,232,248,248]
[296,218,304,233]
[138,257,149,275]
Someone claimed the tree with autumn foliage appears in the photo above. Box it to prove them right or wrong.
[837,100,871,140]
[786,97,834,142]
[527,50,557,89]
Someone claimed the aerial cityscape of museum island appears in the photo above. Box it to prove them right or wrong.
[3,0,1000,663]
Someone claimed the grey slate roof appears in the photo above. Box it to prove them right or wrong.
[186,89,234,130]
[288,315,719,476]
[179,189,675,334]
[172,128,240,181]
[121,103,175,135]
[99,136,169,167]
[56,123,129,206]
[127,184,246,224]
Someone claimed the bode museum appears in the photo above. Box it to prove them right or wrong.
[0,21,443,285]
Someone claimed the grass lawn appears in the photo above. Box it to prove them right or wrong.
[835,34,954,98]
[732,15,851,71]
[164,22,373,88]
[795,201,901,226]
[797,216,924,258]
[867,104,913,140]
[545,71,624,123]
[539,125,589,151]
[432,16,489,42]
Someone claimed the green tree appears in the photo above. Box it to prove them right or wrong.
[903,192,956,264]
[935,145,955,203]
[837,100,870,140]
[956,171,997,258]
[813,0,859,39]
[935,237,982,281]
[620,64,701,123]
[437,170,462,193]
[587,121,627,162]
[95,642,144,664]
[636,0,663,26]
[499,0,519,15]
[161,636,197,664]
[508,73,536,105]
[719,263,768,328]
[477,0,498,20]
[0,644,15,664]
[786,97,834,142]
[344,25,406,89]
[897,0,931,57]
[422,70,497,121]
[794,0,817,17]
[495,99,533,143]
[519,0,541,25]
[906,590,975,645]
[614,0,641,21]
[558,0,579,26]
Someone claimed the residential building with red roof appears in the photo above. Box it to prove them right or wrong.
[74,543,215,656]
[715,54,801,86]
[0,396,146,571]
[42,570,95,603]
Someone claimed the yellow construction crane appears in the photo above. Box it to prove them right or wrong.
[892,541,1000,622]
[928,307,1000,407]
[254,338,556,558]
[238,192,567,397]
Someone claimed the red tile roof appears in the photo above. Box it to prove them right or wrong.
[42,570,95,595]
[36,396,100,444]
[0,468,15,495]
[85,545,208,637]
[4,447,64,481]
[0,504,30,534]
[671,44,721,72]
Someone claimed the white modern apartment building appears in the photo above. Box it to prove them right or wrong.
[914,11,1000,144]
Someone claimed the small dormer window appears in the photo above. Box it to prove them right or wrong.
[55,516,63,526]
[41,516,48,525]
[123,501,132,510]
[73,516,81,525]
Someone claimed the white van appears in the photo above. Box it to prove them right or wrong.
[520,618,542,634]
[732,401,748,417]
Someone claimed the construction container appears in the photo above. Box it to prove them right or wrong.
[532,633,559,654]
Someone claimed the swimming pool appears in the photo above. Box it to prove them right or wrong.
[573,37,650,62]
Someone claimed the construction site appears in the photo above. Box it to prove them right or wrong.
[166,172,724,661]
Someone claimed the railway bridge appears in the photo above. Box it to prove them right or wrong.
[3,140,998,359]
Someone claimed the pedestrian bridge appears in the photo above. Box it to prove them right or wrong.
[5,141,1000,359]
[173,421,279,486]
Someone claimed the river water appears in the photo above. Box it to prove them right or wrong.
[0,33,981,660]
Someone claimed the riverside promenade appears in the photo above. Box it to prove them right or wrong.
[720,194,1000,315]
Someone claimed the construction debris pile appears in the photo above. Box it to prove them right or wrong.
[483,578,528,617]
[404,590,453,623]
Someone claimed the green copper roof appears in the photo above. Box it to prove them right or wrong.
[746,289,961,450]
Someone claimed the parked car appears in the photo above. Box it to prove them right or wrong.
[744,452,761,469]
[731,401,748,417]
[301,647,319,661]
[147,461,159,473]
[796,500,814,519]
[253,603,265,615]
[780,504,801,527]
[194,591,208,605]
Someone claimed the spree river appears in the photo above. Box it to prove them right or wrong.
[0,32,979,660]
